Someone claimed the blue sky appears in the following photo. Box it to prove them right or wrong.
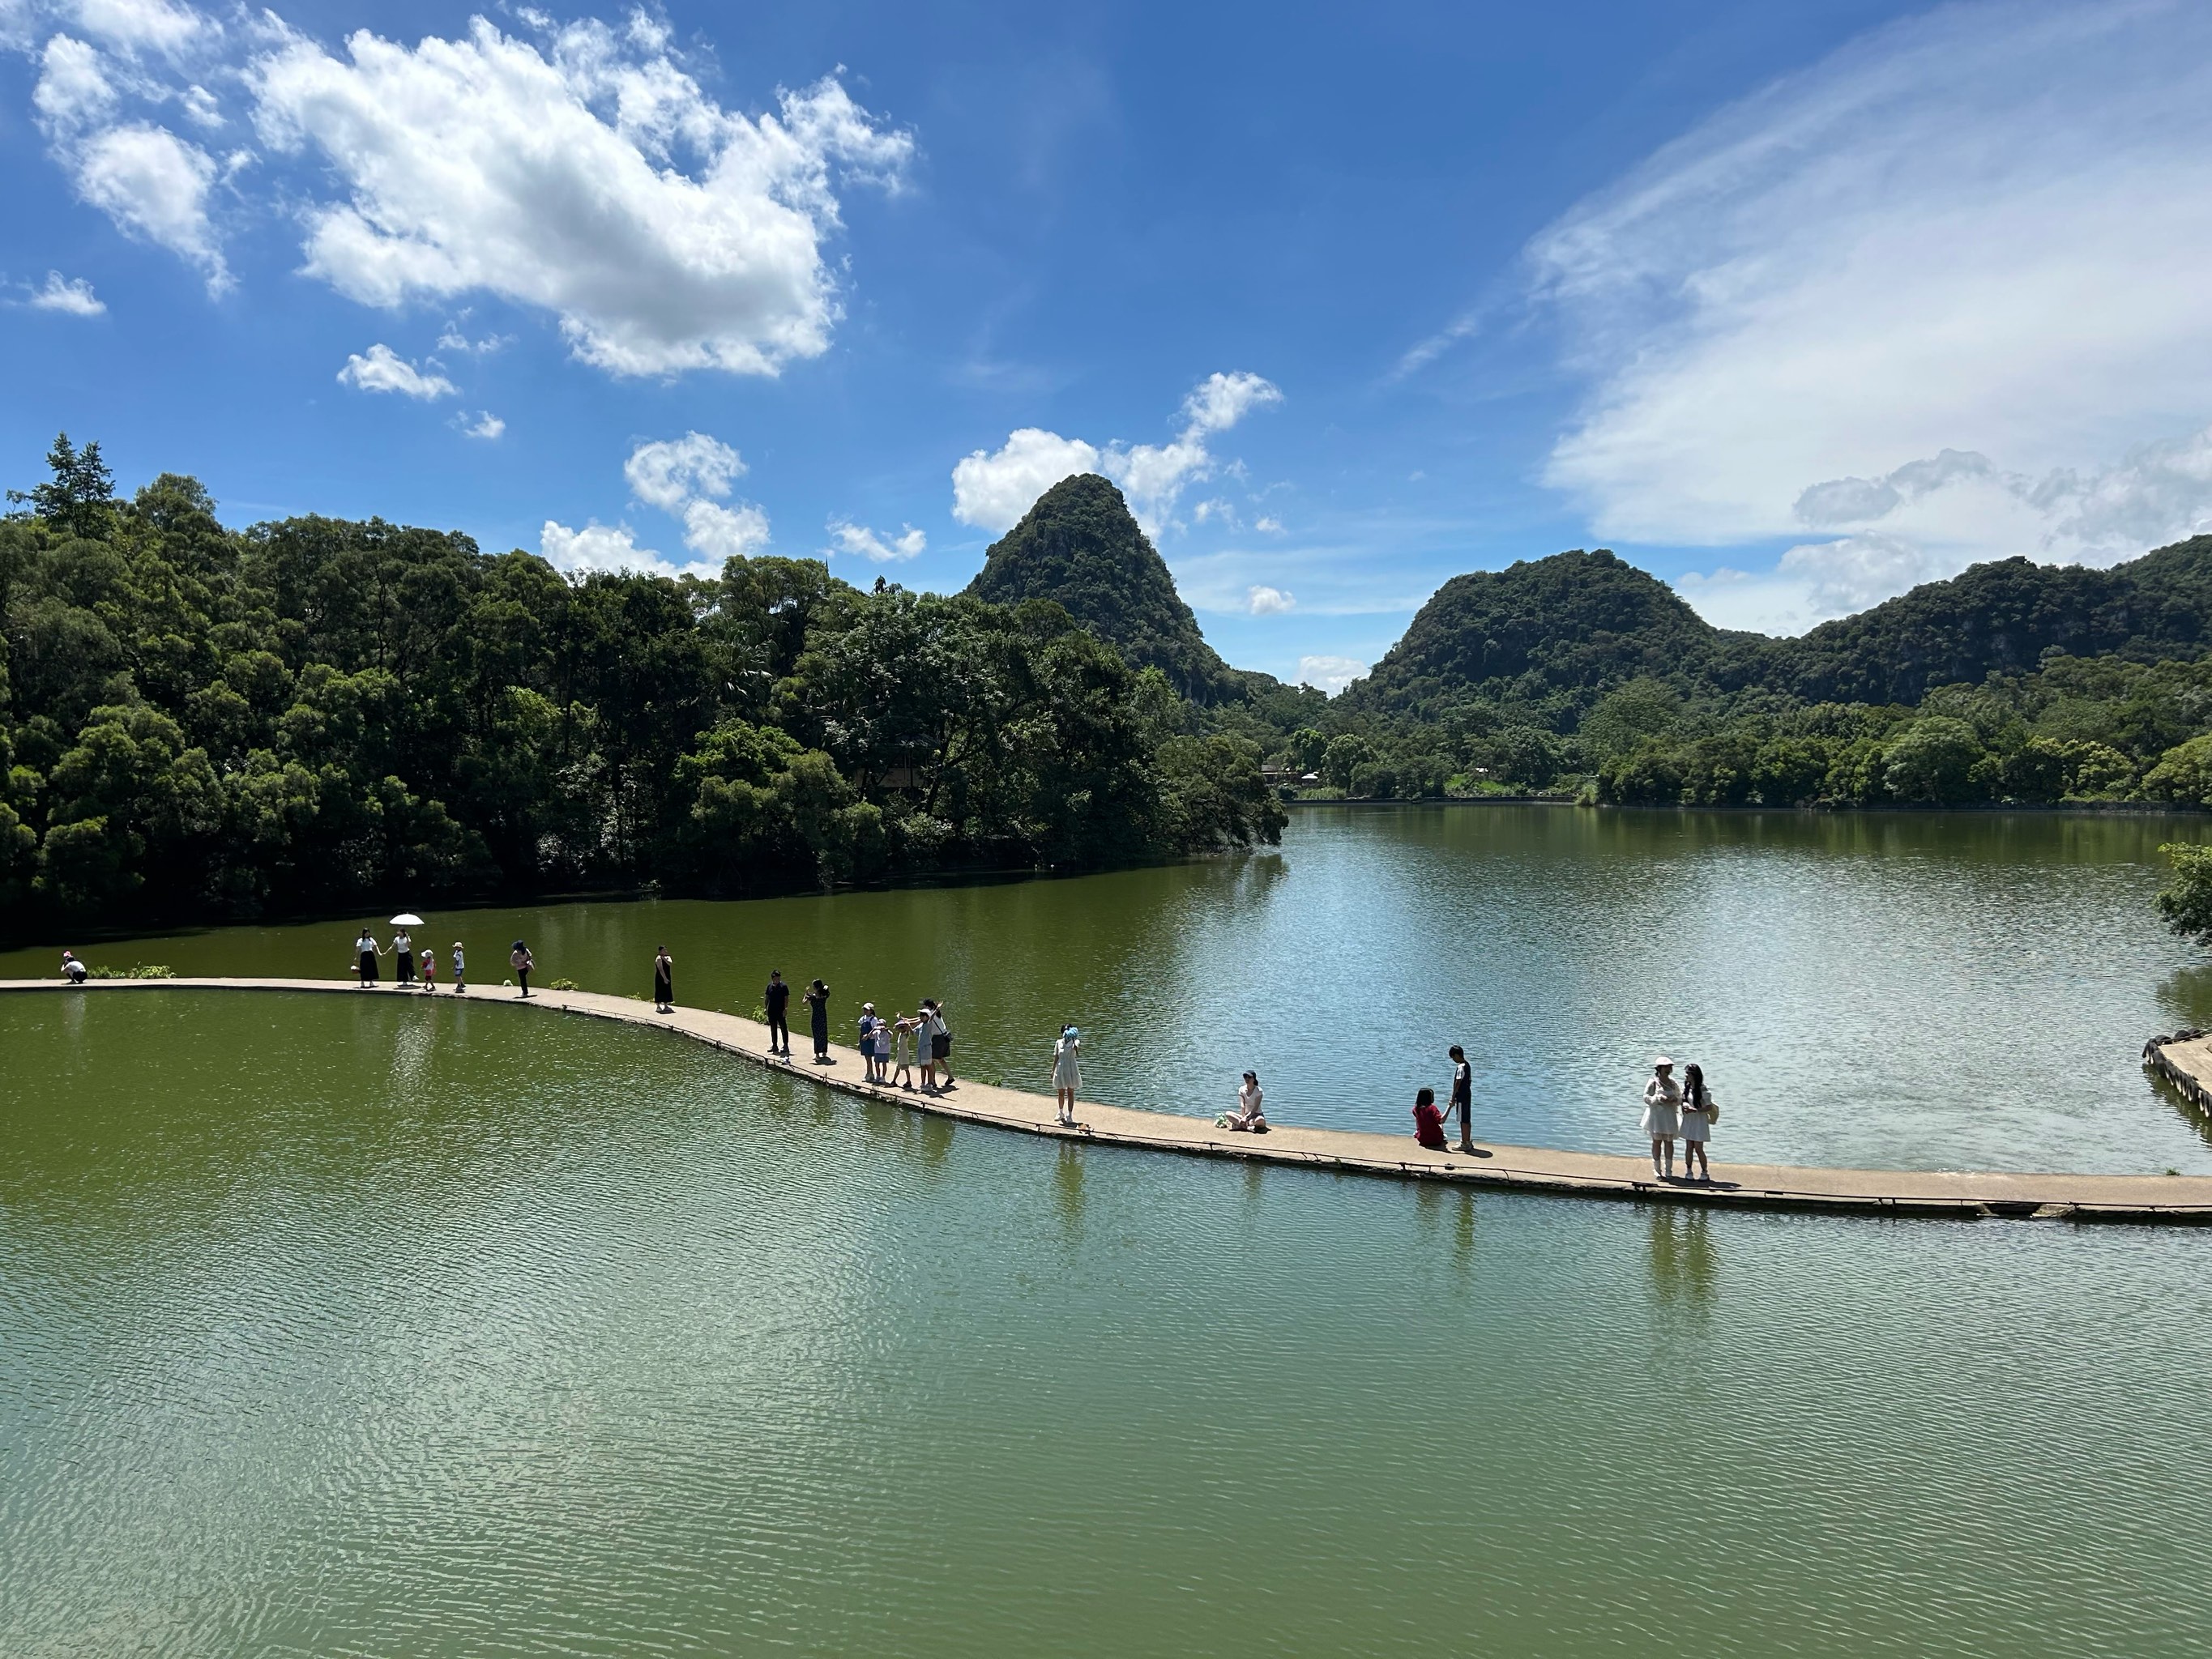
[7,0,2212,691]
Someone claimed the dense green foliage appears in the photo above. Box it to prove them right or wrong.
[2156,842,2212,945]
[0,437,1283,939]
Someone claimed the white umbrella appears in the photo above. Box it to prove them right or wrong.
[390,913,425,927]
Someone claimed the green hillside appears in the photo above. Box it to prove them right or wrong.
[1344,537,2212,719]
[964,474,1246,703]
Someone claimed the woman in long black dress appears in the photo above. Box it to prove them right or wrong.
[653,945,674,1012]
[355,927,382,987]
[805,979,831,1062]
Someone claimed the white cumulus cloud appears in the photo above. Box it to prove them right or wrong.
[826,518,925,561]
[1296,655,1366,695]
[681,498,770,561]
[70,120,224,287]
[26,270,105,313]
[33,32,116,129]
[951,370,1282,535]
[72,0,213,58]
[626,430,745,512]
[459,409,503,439]
[247,16,912,377]
[951,428,1102,532]
[1245,584,1295,616]
[540,518,688,578]
[1529,0,2212,625]
[1181,369,1282,435]
[336,342,455,399]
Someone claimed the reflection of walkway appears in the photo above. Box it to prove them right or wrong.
[14,978,2212,1225]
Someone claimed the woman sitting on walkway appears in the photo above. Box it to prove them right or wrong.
[1219,1071,1268,1132]
[1412,1086,1448,1149]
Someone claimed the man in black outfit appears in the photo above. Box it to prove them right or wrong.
[765,970,791,1056]
[1447,1043,1475,1153]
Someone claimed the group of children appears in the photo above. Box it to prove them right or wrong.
[852,1000,956,1092]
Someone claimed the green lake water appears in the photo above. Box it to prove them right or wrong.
[12,805,2212,1172]
[2,990,2210,1656]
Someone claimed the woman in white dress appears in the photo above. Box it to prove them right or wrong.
[1641,1056,1682,1179]
[1052,1026,1082,1125]
[1679,1062,1715,1183]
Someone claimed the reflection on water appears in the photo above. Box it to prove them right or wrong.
[12,806,2212,1173]
[1053,1141,1086,1235]
[1648,1205,1719,1309]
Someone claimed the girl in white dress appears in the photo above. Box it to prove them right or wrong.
[1679,1062,1715,1183]
[1052,1026,1082,1125]
[1641,1056,1682,1179]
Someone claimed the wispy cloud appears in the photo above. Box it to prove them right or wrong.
[1527,0,2212,629]
[23,269,105,313]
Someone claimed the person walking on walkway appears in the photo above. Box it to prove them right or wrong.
[1446,1044,1475,1152]
[1412,1085,1448,1149]
[1679,1062,1716,1183]
[393,928,416,988]
[653,946,674,1013]
[918,1002,944,1093]
[764,970,791,1056]
[891,1012,916,1090]
[355,928,383,987]
[511,940,534,999]
[805,979,831,1063]
[1642,1056,1682,1179]
[451,940,467,996]
[419,945,438,992]
[1052,1025,1083,1126]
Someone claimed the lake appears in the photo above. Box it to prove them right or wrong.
[11,804,2212,1172]
[4,987,2210,1656]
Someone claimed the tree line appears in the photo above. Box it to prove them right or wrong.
[0,437,1283,939]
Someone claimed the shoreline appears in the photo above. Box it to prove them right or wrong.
[10,977,2210,1226]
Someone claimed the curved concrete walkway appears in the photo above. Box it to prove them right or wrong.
[11,977,2212,1224]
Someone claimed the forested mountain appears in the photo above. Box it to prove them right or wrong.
[1771,538,2212,704]
[1339,549,1763,719]
[965,474,1246,703]
[1301,535,2212,808]
[1343,537,2212,720]
[0,437,1284,940]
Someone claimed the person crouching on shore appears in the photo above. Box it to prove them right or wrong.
[1413,1086,1448,1149]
